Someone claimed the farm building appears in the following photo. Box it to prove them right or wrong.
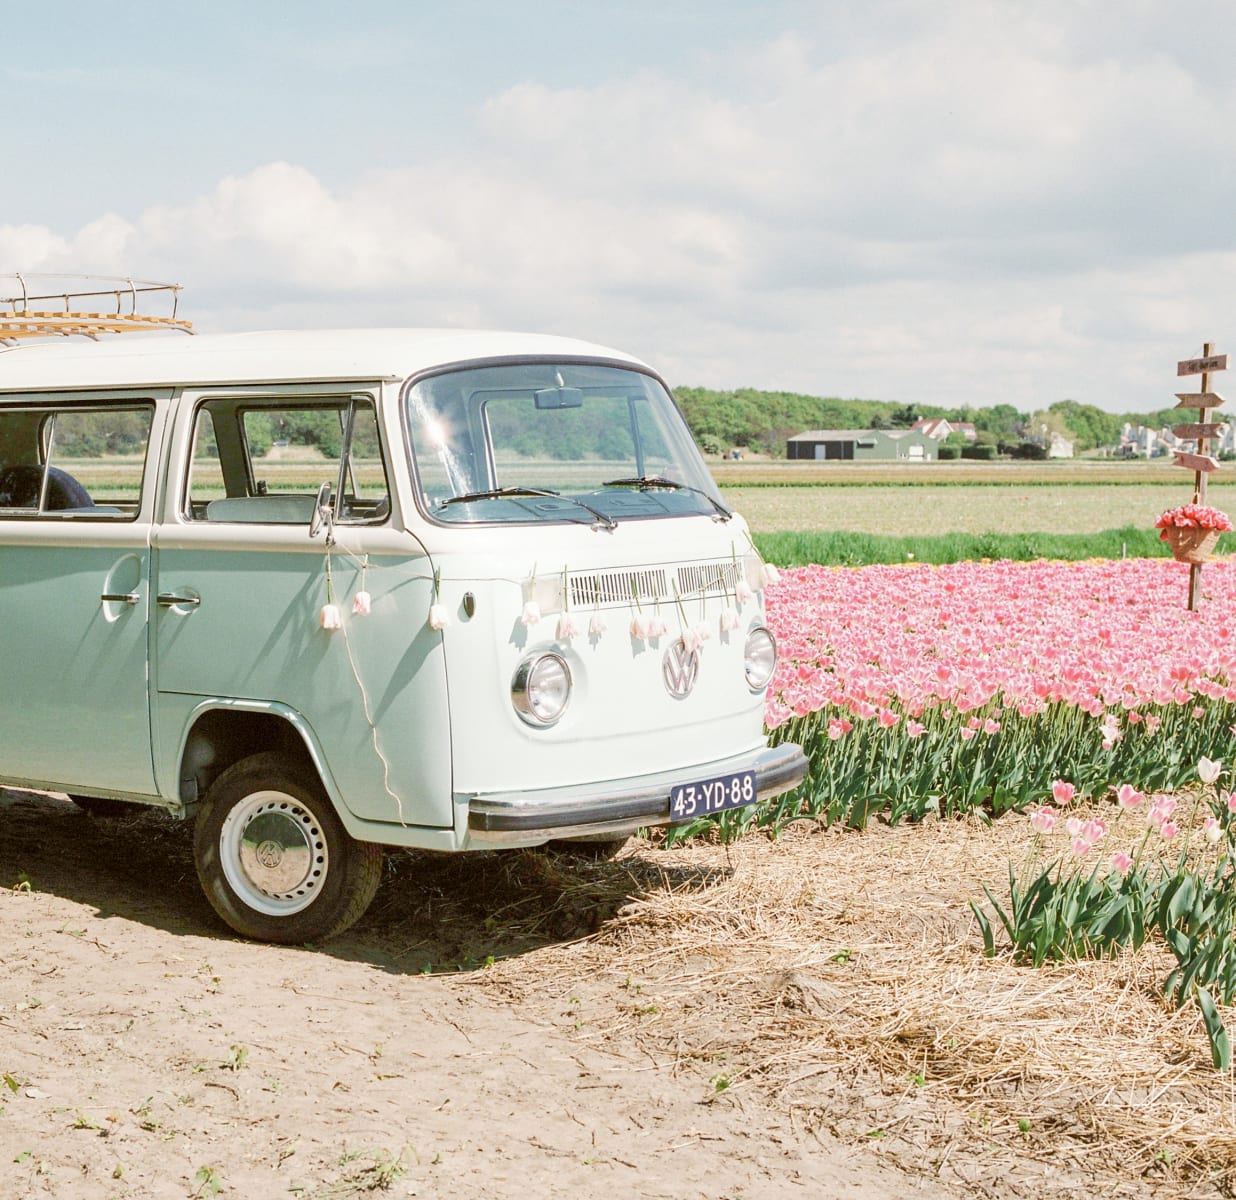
[786,428,939,462]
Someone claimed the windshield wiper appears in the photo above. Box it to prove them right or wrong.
[601,476,733,521]
[439,486,617,531]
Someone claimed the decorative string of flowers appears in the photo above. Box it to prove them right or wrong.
[428,567,448,630]
[319,544,785,645]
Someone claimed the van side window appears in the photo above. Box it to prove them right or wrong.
[186,396,389,524]
[0,406,152,520]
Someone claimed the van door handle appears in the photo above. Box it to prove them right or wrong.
[101,591,141,605]
[156,593,201,608]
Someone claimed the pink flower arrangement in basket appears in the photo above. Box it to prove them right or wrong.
[1155,503,1232,564]
[1154,503,1234,533]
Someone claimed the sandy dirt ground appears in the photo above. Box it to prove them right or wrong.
[6,785,1235,1200]
[0,787,951,1200]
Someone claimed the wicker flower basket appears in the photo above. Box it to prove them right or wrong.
[1161,526,1222,564]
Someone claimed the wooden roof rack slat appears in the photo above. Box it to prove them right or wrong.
[0,274,193,344]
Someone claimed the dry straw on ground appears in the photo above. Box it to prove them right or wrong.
[478,817,1236,1197]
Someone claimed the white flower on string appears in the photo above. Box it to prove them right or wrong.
[556,612,579,641]
[630,613,652,641]
[589,612,608,638]
[735,579,755,605]
[692,620,713,646]
[521,600,542,627]
[719,606,741,632]
[762,562,781,587]
[428,603,449,631]
[320,603,342,631]
[352,590,372,616]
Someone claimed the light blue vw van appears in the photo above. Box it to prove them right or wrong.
[0,327,806,941]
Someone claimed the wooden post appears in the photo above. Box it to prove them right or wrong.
[1173,344,1227,611]
[1188,343,1213,611]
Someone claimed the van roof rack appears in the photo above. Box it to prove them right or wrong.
[0,274,193,345]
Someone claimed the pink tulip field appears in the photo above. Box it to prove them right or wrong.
[745,555,1236,1067]
[756,556,1236,831]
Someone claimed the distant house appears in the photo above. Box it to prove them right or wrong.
[1047,432,1074,459]
[912,418,977,442]
[1120,423,1161,458]
[1128,420,1236,459]
[787,429,938,462]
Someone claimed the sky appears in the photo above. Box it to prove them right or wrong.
[4,0,1236,415]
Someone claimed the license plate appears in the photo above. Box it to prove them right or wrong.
[669,770,758,820]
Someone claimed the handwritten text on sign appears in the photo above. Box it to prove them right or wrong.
[1173,451,1221,473]
[1178,354,1229,377]
[1175,392,1226,409]
[1174,423,1226,440]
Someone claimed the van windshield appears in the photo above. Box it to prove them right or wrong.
[405,362,728,526]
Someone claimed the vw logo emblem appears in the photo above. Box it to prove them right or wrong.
[255,840,284,870]
[662,637,700,699]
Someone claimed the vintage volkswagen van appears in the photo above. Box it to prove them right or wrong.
[0,329,806,942]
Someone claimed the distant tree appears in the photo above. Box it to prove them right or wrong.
[1048,399,1122,451]
[973,404,1024,439]
[890,404,919,428]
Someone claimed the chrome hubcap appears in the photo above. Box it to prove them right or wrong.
[220,791,328,916]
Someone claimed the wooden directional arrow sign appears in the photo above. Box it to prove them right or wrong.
[1175,392,1226,409]
[1174,422,1227,439]
[1178,354,1228,376]
[1174,450,1221,472]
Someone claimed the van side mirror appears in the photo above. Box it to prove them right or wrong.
[309,480,334,542]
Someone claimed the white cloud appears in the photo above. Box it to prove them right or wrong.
[6,8,1236,413]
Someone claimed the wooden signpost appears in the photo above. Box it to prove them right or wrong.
[1172,342,1226,611]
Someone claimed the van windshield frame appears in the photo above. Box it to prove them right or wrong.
[403,359,724,527]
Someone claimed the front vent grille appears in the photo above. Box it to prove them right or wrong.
[565,560,739,610]
[676,560,739,599]
[569,567,669,609]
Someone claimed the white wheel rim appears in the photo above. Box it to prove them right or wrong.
[219,790,328,917]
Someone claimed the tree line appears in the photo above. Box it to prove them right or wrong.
[672,386,1182,456]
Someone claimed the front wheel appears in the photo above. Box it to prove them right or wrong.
[193,752,382,944]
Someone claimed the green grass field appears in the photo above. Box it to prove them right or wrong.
[715,462,1228,565]
[720,483,1209,536]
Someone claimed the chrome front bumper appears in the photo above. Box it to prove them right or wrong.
[465,740,808,846]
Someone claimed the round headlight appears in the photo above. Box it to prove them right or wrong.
[743,626,777,691]
[512,652,572,726]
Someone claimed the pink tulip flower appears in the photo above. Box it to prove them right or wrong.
[1029,806,1056,835]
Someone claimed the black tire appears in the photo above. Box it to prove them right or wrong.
[545,834,631,862]
[68,794,135,818]
[193,752,382,944]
